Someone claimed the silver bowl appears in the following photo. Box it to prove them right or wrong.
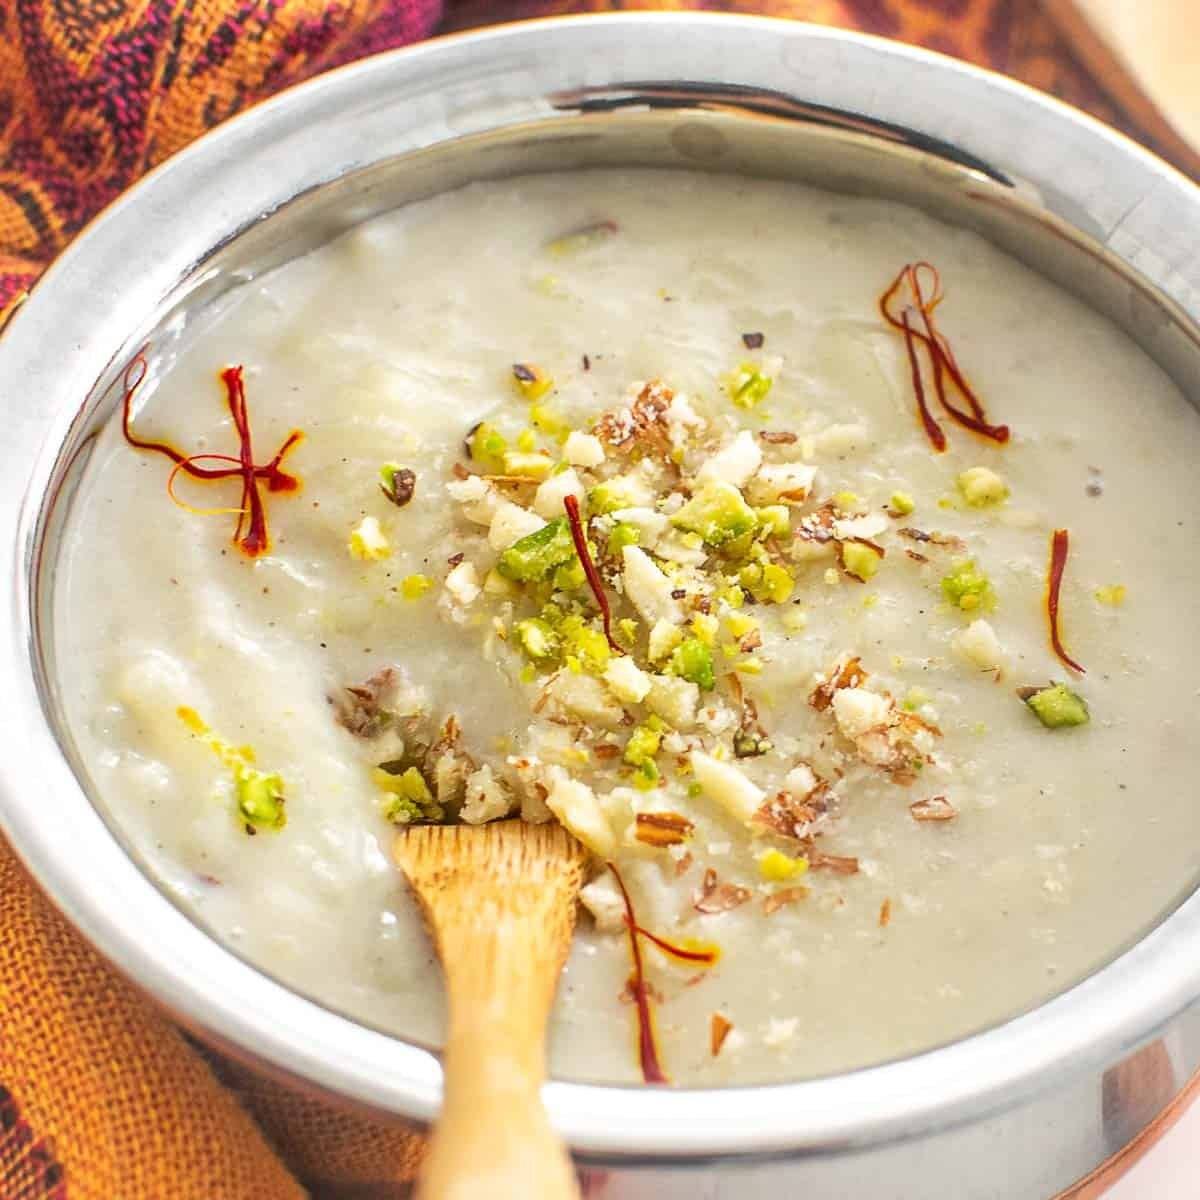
[2,15,1199,1197]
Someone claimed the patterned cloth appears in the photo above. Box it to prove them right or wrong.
[0,2,1189,1197]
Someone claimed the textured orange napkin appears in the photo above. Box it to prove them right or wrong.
[0,2,1190,1197]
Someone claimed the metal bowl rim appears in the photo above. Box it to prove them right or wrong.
[1,12,1199,1160]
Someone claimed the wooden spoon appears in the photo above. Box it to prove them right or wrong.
[393,820,588,1200]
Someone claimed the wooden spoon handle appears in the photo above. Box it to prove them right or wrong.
[403,824,585,1200]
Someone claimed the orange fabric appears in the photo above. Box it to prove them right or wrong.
[0,2,1192,1198]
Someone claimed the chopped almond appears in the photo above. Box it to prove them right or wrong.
[763,886,809,915]
[807,850,860,875]
[879,898,892,927]
[809,656,868,711]
[593,380,674,459]
[754,782,830,840]
[635,811,695,848]
[910,795,958,822]
[693,868,752,914]
[710,1013,734,1056]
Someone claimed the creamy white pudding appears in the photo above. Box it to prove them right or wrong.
[55,169,1200,1085]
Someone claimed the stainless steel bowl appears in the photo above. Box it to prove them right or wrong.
[2,15,1199,1197]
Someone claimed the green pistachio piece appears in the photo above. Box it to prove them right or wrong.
[496,517,578,582]
[1021,683,1089,729]
[466,421,508,468]
[668,637,716,691]
[236,769,287,832]
[607,521,641,556]
[727,362,774,410]
[515,618,561,661]
[671,482,757,547]
[941,559,997,613]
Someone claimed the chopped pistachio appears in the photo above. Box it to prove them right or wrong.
[375,765,444,823]
[466,421,508,468]
[902,687,932,712]
[733,658,763,675]
[759,849,809,882]
[755,505,791,538]
[501,449,554,480]
[720,584,746,609]
[349,516,390,562]
[725,611,758,639]
[236,769,287,832]
[940,559,997,612]
[740,560,795,603]
[690,612,720,646]
[669,637,716,691]
[551,557,586,591]
[726,362,774,410]
[890,491,915,516]
[632,759,660,790]
[515,428,537,453]
[483,567,519,597]
[841,542,882,583]
[529,403,569,441]
[519,663,536,684]
[379,463,416,508]
[1022,682,1089,729]
[560,617,611,673]
[624,718,665,767]
[957,466,1009,508]
[1095,584,1127,606]
[496,517,577,582]
[400,574,433,600]
[588,477,645,515]
[671,482,757,547]
[512,363,553,401]
[833,490,860,511]
[607,521,641,556]
[617,617,638,646]
[733,727,772,757]
[515,617,560,660]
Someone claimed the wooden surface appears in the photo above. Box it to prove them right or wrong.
[393,822,589,1200]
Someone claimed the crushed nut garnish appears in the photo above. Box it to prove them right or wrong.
[806,850,860,875]
[711,1013,734,1056]
[741,332,765,350]
[331,667,396,738]
[763,886,809,915]
[910,795,958,822]
[879,898,892,927]
[693,868,752,914]
[635,812,695,848]
[809,657,868,711]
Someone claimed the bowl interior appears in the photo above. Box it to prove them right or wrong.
[6,19,1200,1164]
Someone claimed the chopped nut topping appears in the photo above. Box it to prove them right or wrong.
[806,850,860,875]
[910,795,958,822]
[693,868,752,914]
[331,667,397,738]
[763,886,809,915]
[879,898,892,927]
[593,380,675,460]
[754,782,831,840]
[809,657,868,711]
[741,332,765,350]
[898,527,966,551]
[635,811,695,848]
[711,1012,734,1055]
[759,430,798,445]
